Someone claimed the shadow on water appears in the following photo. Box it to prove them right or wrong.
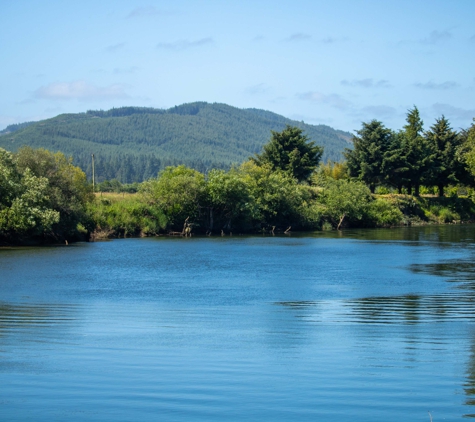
[465,335,475,418]
[410,260,475,287]
[309,224,475,244]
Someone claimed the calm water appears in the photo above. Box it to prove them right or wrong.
[1,226,475,421]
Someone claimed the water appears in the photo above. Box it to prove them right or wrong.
[1,225,475,421]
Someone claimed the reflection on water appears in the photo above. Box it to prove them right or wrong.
[2,226,475,421]
[410,260,475,285]
[277,292,475,324]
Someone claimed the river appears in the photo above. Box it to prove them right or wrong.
[1,225,475,421]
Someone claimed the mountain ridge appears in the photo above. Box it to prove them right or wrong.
[0,102,353,183]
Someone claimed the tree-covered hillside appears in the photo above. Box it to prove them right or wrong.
[0,102,351,183]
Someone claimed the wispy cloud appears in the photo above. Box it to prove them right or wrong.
[34,80,129,101]
[398,29,453,46]
[127,6,161,18]
[422,30,452,45]
[246,83,270,95]
[252,35,265,42]
[157,37,213,51]
[414,81,458,90]
[360,105,397,118]
[431,103,475,122]
[321,36,349,44]
[284,33,311,42]
[105,42,126,53]
[113,66,139,75]
[341,79,391,88]
[298,91,352,110]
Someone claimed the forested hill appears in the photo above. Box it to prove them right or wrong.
[0,102,352,183]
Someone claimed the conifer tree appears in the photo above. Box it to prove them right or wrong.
[253,125,323,182]
[399,107,430,196]
[344,120,393,193]
[424,116,463,196]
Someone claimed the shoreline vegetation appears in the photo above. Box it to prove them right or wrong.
[2,108,475,245]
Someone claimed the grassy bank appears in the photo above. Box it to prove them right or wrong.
[88,192,167,239]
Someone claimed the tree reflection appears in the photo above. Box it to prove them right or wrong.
[0,302,77,339]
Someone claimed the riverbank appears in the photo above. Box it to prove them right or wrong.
[88,192,475,239]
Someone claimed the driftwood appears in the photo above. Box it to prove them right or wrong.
[168,217,192,237]
[284,226,291,234]
[336,214,346,231]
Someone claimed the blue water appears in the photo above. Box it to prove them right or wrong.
[1,226,475,421]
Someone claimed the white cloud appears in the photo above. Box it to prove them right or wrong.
[34,80,129,101]
[298,91,352,110]
[156,37,213,51]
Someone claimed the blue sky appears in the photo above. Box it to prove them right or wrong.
[1,0,474,133]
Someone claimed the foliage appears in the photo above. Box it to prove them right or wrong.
[344,120,393,193]
[461,119,475,178]
[241,161,318,230]
[252,125,323,182]
[314,160,349,184]
[398,107,430,196]
[87,193,167,238]
[424,116,465,196]
[140,165,207,231]
[14,147,94,240]
[317,179,374,229]
[205,168,255,232]
[0,148,61,241]
[367,197,404,227]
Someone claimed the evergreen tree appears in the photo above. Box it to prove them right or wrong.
[399,107,430,196]
[460,119,475,179]
[424,116,464,196]
[344,120,393,193]
[253,125,323,182]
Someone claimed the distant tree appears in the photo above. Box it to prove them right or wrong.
[381,131,407,193]
[460,119,475,178]
[15,147,93,239]
[424,116,464,196]
[0,148,60,240]
[252,125,323,182]
[241,161,315,229]
[399,107,430,196]
[318,179,373,230]
[206,168,254,232]
[344,120,393,193]
[140,165,206,231]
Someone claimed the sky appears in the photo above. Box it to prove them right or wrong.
[1,0,474,134]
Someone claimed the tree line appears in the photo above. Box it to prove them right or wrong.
[2,114,475,243]
[345,107,475,197]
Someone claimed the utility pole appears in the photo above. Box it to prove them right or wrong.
[92,153,95,193]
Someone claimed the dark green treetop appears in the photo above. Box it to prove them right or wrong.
[399,106,431,196]
[252,125,323,182]
[424,116,465,196]
[344,120,393,193]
